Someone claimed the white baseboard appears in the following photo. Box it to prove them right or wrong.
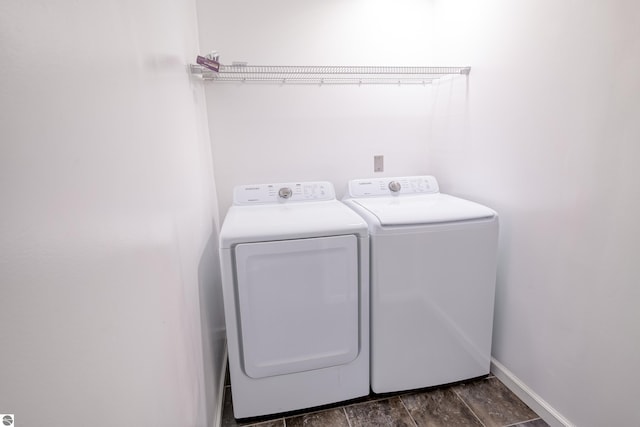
[213,345,228,427]
[490,358,574,427]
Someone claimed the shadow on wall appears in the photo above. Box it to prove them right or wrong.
[198,223,227,426]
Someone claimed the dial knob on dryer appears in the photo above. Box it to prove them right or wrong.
[388,181,402,193]
[278,187,293,199]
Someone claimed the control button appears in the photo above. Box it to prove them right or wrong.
[388,181,402,192]
[278,187,293,199]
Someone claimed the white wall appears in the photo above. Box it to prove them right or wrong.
[425,1,640,426]
[196,0,443,214]
[0,2,226,427]
[197,0,640,426]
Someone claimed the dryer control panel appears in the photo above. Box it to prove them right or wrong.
[348,176,439,197]
[234,181,336,205]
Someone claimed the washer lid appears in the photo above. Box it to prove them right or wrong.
[352,193,496,225]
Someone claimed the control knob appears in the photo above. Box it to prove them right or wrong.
[388,180,402,193]
[278,187,293,199]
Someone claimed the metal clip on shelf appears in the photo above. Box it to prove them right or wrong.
[189,62,470,85]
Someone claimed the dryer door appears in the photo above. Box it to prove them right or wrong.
[234,234,360,379]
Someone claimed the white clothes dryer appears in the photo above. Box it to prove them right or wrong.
[219,181,370,418]
[342,176,498,394]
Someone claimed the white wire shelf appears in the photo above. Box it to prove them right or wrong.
[189,63,471,85]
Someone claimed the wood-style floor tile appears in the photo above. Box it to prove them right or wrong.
[285,408,349,427]
[344,397,415,427]
[453,377,539,427]
[401,388,483,426]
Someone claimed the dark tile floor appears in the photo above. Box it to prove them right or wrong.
[221,373,549,427]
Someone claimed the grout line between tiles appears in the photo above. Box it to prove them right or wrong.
[341,401,361,411]
[342,407,353,427]
[398,395,419,427]
[503,417,543,427]
[452,387,487,427]
[341,394,386,411]
[281,403,349,423]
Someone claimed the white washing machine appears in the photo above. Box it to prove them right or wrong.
[219,181,370,418]
[342,175,498,394]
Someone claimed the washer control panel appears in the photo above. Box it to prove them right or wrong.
[234,181,336,205]
[348,176,439,197]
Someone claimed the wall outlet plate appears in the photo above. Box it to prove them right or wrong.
[374,155,384,172]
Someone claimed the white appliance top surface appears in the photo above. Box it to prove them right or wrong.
[221,182,367,247]
[345,176,495,225]
[351,194,496,225]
